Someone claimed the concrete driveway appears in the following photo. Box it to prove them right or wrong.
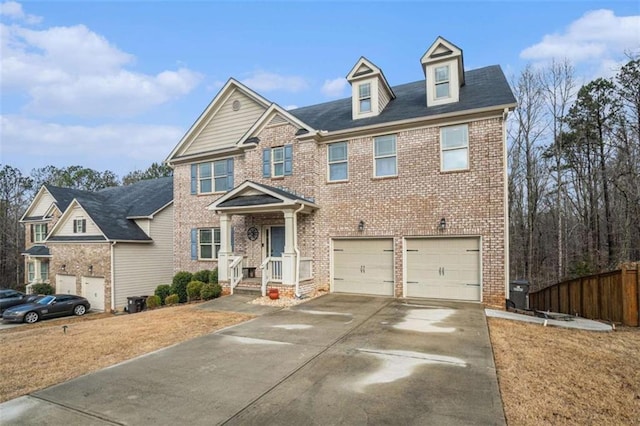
[1,294,505,425]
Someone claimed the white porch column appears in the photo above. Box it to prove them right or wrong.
[218,213,232,281]
[282,210,297,285]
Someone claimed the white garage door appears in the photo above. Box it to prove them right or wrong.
[406,237,481,301]
[333,239,394,296]
[82,276,105,311]
[56,274,77,295]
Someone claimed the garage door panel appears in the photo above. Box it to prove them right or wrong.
[56,274,77,295]
[333,239,394,296]
[82,276,105,311]
[406,238,480,301]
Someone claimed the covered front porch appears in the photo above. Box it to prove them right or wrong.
[208,181,318,297]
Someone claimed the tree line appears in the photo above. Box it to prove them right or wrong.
[0,163,172,288]
[509,58,640,289]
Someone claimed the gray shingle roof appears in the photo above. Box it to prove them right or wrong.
[288,65,515,133]
[22,245,51,256]
[46,177,173,242]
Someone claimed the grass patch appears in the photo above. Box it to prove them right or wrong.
[489,318,640,425]
[0,304,252,402]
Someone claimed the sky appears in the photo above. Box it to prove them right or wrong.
[1,0,639,178]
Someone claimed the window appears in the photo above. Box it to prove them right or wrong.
[32,223,48,242]
[73,218,86,233]
[359,83,371,113]
[441,124,469,171]
[40,262,49,282]
[27,262,35,282]
[374,135,397,177]
[195,158,234,194]
[272,147,285,177]
[435,65,450,99]
[199,228,221,260]
[328,142,348,181]
[262,145,293,178]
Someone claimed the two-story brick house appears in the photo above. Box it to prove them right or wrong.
[20,177,174,311]
[166,37,516,307]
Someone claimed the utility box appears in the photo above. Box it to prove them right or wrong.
[127,296,146,313]
[509,280,530,310]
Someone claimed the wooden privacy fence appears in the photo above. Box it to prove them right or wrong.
[529,263,639,327]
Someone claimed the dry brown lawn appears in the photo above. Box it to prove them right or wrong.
[0,304,252,402]
[489,318,640,425]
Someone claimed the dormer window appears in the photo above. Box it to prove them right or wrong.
[421,36,465,107]
[346,57,395,120]
[435,65,450,99]
[358,83,372,113]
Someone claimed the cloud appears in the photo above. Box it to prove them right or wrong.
[521,9,640,69]
[1,115,183,173]
[241,71,308,93]
[1,12,202,117]
[0,1,42,24]
[321,77,348,98]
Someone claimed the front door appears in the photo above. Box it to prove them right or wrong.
[270,226,285,257]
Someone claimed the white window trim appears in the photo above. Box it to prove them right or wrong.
[434,65,450,100]
[40,261,49,282]
[33,223,47,243]
[27,262,35,282]
[358,83,372,114]
[198,158,232,194]
[440,124,470,172]
[373,135,398,178]
[198,228,221,260]
[271,146,285,178]
[327,142,348,182]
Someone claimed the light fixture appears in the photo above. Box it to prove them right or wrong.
[438,218,446,231]
[61,264,66,272]
[358,220,365,232]
[88,265,93,274]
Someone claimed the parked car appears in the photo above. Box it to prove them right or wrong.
[2,294,90,324]
[0,289,41,313]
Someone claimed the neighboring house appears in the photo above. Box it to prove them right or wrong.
[165,37,516,308]
[20,177,174,311]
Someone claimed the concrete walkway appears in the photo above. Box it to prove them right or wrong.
[1,295,505,425]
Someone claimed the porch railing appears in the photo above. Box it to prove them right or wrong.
[270,257,283,282]
[300,257,313,281]
[229,256,243,294]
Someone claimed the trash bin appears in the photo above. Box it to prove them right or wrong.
[127,296,146,314]
[508,280,530,310]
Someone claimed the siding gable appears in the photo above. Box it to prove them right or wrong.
[181,89,266,157]
[21,187,56,220]
[52,205,103,237]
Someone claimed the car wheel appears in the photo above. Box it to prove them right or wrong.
[74,305,86,316]
[24,311,39,324]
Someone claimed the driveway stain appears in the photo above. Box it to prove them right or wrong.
[224,335,292,345]
[351,349,467,392]
[272,324,313,330]
[393,308,456,333]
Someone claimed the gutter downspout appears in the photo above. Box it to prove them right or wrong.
[110,241,117,312]
[292,203,305,298]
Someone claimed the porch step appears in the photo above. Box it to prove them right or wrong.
[233,286,262,296]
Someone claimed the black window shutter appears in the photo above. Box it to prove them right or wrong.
[191,229,197,260]
[226,158,234,190]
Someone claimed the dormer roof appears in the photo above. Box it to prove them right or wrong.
[346,57,395,97]
[420,36,465,86]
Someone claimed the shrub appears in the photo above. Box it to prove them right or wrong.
[171,271,192,303]
[165,294,179,306]
[146,295,161,309]
[31,283,54,295]
[192,270,210,283]
[154,284,172,305]
[201,283,222,300]
[209,268,218,284]
[186,280,204,302]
